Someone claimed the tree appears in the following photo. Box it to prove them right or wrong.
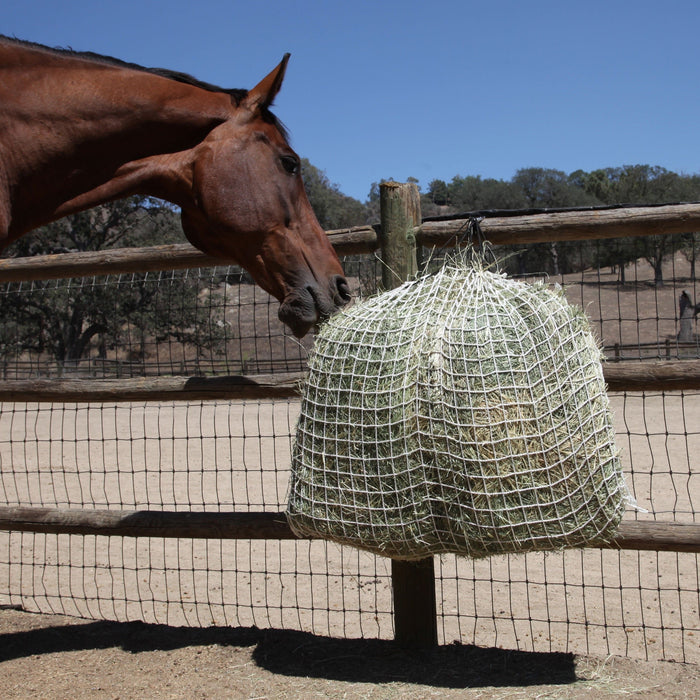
[364,181,385,223]
[446,175,528,212]
[428,179,449,206]
[301,160,369,229]
[505,169,598,276]
[574,166,700,285]
[8,196,183,256]
[569,168,613,203]
[0,197,226,371]
[512,168,600,209]
[680,233,700,280]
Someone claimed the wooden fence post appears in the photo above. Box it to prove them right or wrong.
[379,181,438,648]
[378,181,419,289]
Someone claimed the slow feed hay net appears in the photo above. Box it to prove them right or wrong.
[287,257,630,560]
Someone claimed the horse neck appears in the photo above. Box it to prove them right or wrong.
[0,44,232,242]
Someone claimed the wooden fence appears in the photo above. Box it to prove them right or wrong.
[1,189,700,647]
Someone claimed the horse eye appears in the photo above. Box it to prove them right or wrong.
[281,155,300,175]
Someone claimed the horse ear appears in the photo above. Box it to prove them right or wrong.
[244,54,290,111]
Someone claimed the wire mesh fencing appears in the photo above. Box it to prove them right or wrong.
[0,238,698,663]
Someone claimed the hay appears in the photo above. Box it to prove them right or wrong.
[287,257,630,560]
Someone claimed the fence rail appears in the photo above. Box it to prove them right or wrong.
[2,202,700,282]
[1,507,698,553]
[2,360,700,401]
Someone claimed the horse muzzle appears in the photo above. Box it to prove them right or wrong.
[278,275,351,337]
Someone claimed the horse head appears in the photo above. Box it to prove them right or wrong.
[179,56,351,337]
[0,41,350,337]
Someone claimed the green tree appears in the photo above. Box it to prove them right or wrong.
[446,175,527,212]
[506,169,597,276]
[8,196,182,256]
[0,198,225,371]
[680,233,700,280]
[301,160,369,229]
[568,169,612,203]
[574,165,700,284]
[365,179,392,223]
[512,168,600,208]
[427,179,449,206]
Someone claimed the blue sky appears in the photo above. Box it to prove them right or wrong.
[4,0,700,202]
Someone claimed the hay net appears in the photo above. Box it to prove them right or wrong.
[287,255,631,560]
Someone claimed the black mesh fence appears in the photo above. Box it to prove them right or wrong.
[0,238,698,663]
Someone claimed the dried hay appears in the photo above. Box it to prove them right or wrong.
[287,256,630,560]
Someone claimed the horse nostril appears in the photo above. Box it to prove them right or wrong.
[333,276,352,306]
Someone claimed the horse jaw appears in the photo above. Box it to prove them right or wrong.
[180,210,350,338]
[277,288,320,338]
[278,276,350,338]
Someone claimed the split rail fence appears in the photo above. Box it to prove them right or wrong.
[1,185,699,655]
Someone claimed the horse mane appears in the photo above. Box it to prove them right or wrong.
[1,35,250,99]
[1,35,289,140]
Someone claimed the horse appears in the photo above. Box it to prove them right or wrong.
[0,37,350,337]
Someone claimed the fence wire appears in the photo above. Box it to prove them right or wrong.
[0,238,698,663]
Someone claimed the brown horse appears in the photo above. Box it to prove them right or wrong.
[0,37,350,336]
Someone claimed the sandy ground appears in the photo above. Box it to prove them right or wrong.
[0,391,697,654]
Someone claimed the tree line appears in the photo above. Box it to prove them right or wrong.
[423,165,700,213]
[298,163,700,228]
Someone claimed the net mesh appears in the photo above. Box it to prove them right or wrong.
[288,257,631,559]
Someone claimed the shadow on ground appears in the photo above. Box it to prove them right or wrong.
[0,615,576,690]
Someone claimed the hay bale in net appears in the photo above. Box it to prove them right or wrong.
[287,257,630,560]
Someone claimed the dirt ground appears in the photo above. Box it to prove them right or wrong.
[1,606,699,699]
